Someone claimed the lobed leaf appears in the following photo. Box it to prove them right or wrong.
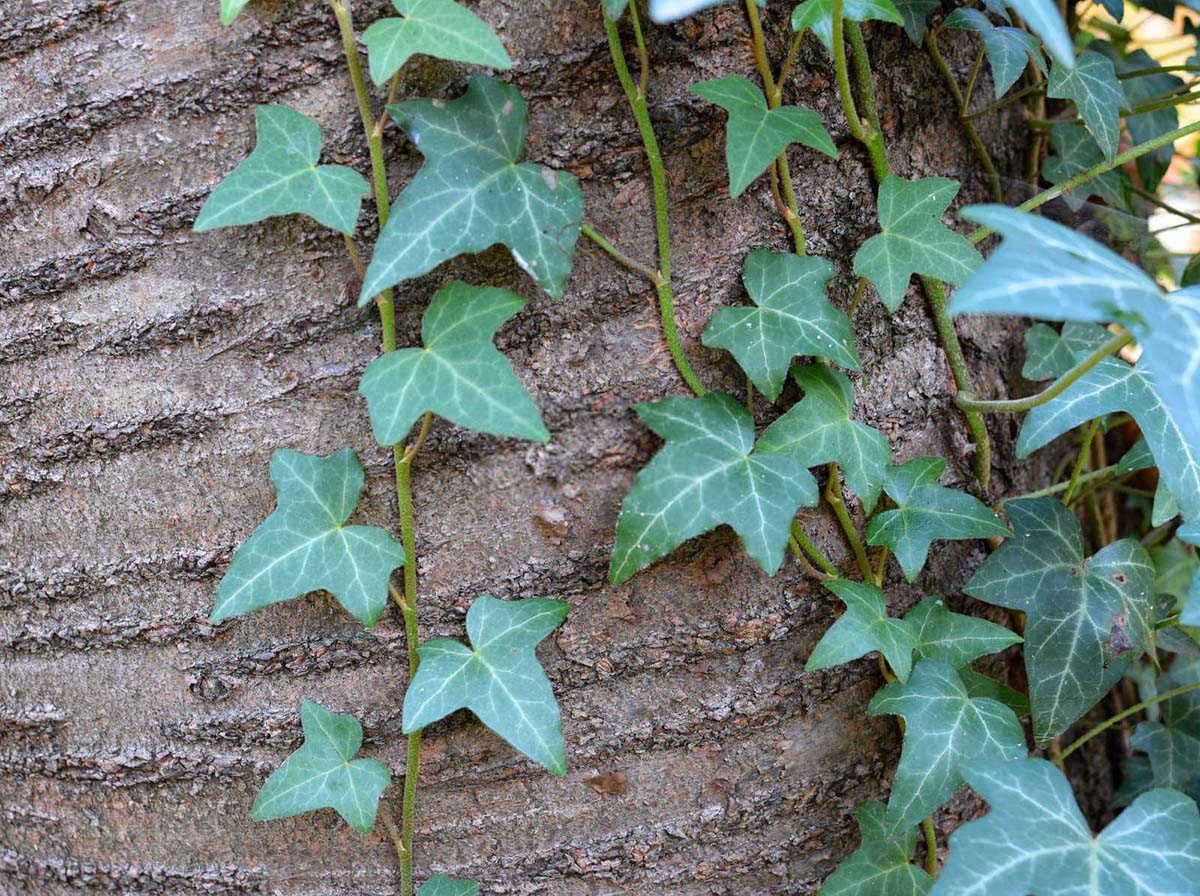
[807,579,918,682]
[363,0,512,86]
[1131,657,1200,791]
[791,0,904,54]
[891,0,938,42]
[905,596,1022,668]
[1042,122,1128,212]
[1046,50,1123,160]
[818,801,932,896]
[944,7,1043,98]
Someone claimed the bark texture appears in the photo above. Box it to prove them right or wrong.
[2,1,1046,892]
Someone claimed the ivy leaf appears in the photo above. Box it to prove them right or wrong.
[891,0,938,42]
[965,497,1156,744]
[252,701,391,834]
[958,668,1031,719]
[1111,754,1154,808]
[1097,45,1183,191]
[818,801,932,896]
[360,75,583,303]
[700,251,859,401]
[648,0,751,22]
[358,281,548,445]
[757,364,890,513]
[852,176,981,311]
[1047,50,1123,160]
[905,596,1022,668]
[1153,539,1198,614]
[362,0,512,86]
[865,457,1010,582]
[1131,657,1200,791]
[930,758,1200,896]
[869,660,1027,829]
[690,77,836,198]
[605,0,630,18]
[1042,122,1128,212]
[1022,322,1077,380]
[402,595,569,775]
[1001,0,1074,68]
[194,106,369,236]
[220,0,252,25]
[419,878,479,896]
[944,8,1042,98]
[807,579,918,682]
[609,393,818,585]
[211,448,406,628]
[791,0,904,55]
[1181,524,1200,626]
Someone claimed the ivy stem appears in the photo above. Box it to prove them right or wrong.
[581,223,664,286]
[1063,418,1101,506]
[395,448,421,896]
[789,534,833,579]
[832,0,865,144]
[603,5,706,396]
[956,330,1133,414]
[792,521,840,577]
[1058,681,1200,761]
[826,464,872,580]
[962,81,1045,121]
[1000,463,1126,503]
[922,817,938,876]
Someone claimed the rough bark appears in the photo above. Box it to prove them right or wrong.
[2,1,1051,893]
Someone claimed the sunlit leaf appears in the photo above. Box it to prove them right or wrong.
[363,0,512,86]
[1047,50,1123,160]
[1000,0,1073,68]
[818,801,932,896]
[807,579,918,682]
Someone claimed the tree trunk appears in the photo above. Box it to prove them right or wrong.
[1,1,1039,893]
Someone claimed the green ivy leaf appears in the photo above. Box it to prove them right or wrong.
[931,758,1200,896]
[818,801,932,896]
[358,281,548,445]
[757,364,890,513]
[1181,524,1200,626]
[965,497,1156,744]
[1097,45,1182,191]
[944,8,1043,98]
[891,0,938,42]
[211,448,406,628]
[905,596,1022,668]
[194,106,369,236]
[252,701,391,834]
[690,76,836,198]
[700,251,859,400]
[360,76,583,303]
[1002,0,1074,68]
[791,0,904,55]
[958,668,1031,719]
[221,0,252,25]
[403,595,569,775]
[1042,122,1128,212]
[1047,50,1123,160]
[852,176,981,311]
[609,393,819,585]
[605,0,630,18]
[807,579,918,682]
[362,0,512,86]
[419,877,479,896]
[869,660,1027,829]
[865,457,1010,582]
[1132,657,1200,791]
[1153,539,1198,614]
[1022,322,1077,380]
[1111,754,1154,808]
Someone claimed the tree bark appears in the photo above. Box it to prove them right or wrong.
[1,1,1041,892]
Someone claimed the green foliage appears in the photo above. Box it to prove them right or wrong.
[419,878,479,896]
[791,0,904,54]
[609,393,819,585]
[359,282,548,445]
[891,0,938,42]
[1001,0,1074,67]
[865,457,1010,582]
[220,0,252,26]
[1047,50,1124,160]
[852,176,981,311]
[818,801,932,896]
[966,498,1156,744]
[362,0,511,85]
[211,448,406,627]
[1132,658,1200,791]
[931,758,1200,895]
[194,105,369,236]
[757,364,890,512]
[700,250,859,401]
[253,701,391,834]
[905,596,1021,668]
[1097,45,1182,191]
[944,8,1043,98]
[403,595,569,775]
[1042,122,1129,211]
[807,580,918,682]
[691,76,836,198]
[360,76,583,303]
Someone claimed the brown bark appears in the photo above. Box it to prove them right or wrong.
[2,1,1043,892]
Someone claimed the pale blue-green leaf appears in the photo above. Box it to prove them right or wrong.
[194,106,369,236]
[403,595,569,775]
[853,176,981,311]
[252,701,391,834]
[999,0,1073,67]
[944,8,1043,98]
[221,0,252,25]
[360,76,582,303]
[757,364,890,512]
[865,457,1010,581]
[211,448,406,628]
[807,579,918,682]
[605,0,630,18]
[931,758,1200,896]
[905,596,1022,668]
[362,0,512,86]
[818,801,932,896]
[869,660,1026,829]
[1047,50,1123,159]
[791,0,904,54]
[419,876,479,896]
[1117,438,1155,475]
[649,0,752,22]
[892,0,938,41]
[1042,122,1128,212]
[691,76,836,197]
[964,497,1156,744]
[358,281,548,445]
[610,393,818,584]
[701,251,858,400]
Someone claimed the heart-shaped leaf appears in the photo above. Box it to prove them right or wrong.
[701,251,859,401]
[807,579,918,682]
[252,701,391,834]
[403,595,569,775]
[944,8,1043,98]
[609,393,819,585]
[362,0,512,86]
[905,596,1022,668]
[211,448,406,628]
[792,0,904,54]
[965,497,1156,744]
[869,660,1027,829]
[865,457,1010,582]
[419,875,479,896]
[852,176,981,311]
[221,0,252,25]
[360,76,583,303]
[757,364,890,512]
[931,758,1200,896]
[819,801,932,896]
[194,106,369,236]
[1047,50,1123,160]
[358,281,548,445]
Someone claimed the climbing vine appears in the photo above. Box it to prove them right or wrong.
[200,0,1200,891]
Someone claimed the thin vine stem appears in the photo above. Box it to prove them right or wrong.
[792,521,841,577]
[395,450,421,896]
[922,817,938,876]
[963,81,1045,121]
[1063,418,1101,506]
[1059,681,1200,761]
[827,464,873,580]
[581,223,664,286]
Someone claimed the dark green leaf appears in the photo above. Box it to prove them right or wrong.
[807,579,918,682]
[1042,122,1129,211]
[905,596,1022,668]
[818,801,932,896]
[958,668,1031,718]
[1131,657,1200,791]
[944,8,1043,98]
[1111,754,1154,808]
[1047,50,1123,159]
[891,0,938,42]
[791,0,904,54]
[1095,45,1183,190]
[362,0,511,86]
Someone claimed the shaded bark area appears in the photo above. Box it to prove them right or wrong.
[2,1,1049,892]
